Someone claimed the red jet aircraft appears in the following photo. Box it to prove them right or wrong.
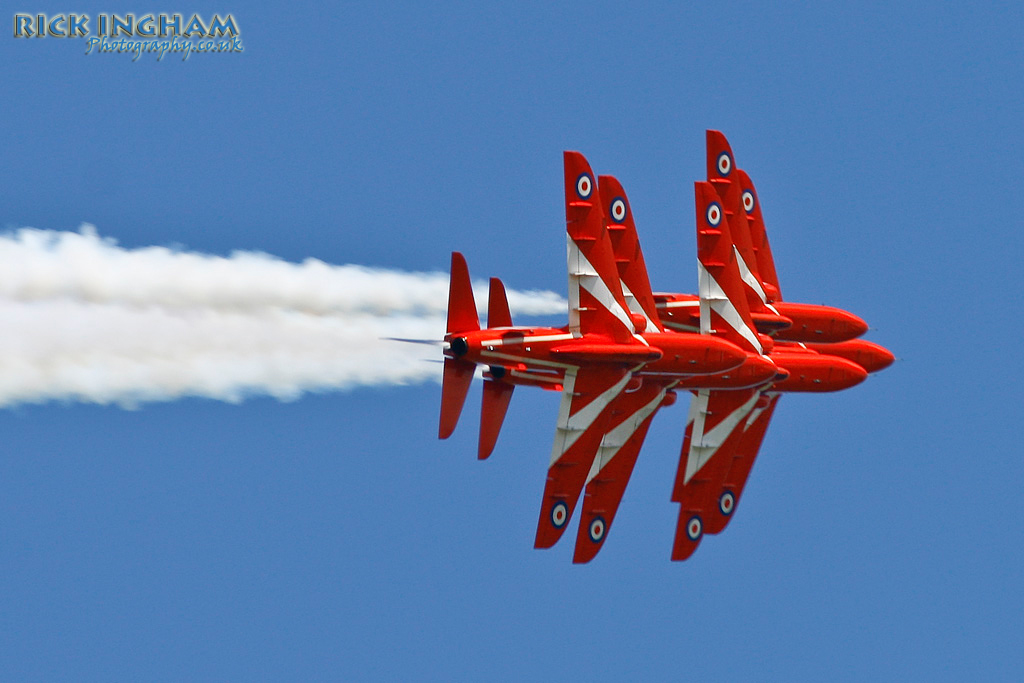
[438,133,892,563]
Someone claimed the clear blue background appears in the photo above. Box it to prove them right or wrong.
[2,2,1021,680]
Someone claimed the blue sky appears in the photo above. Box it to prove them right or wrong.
[2,1,1022,680]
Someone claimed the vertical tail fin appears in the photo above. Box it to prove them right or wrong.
[486,277,513,328]
[446,252,479,335]
[706,130,771,312]
[564,152,637,342]
[598,174,663,333]
[439,252,479,440]
[694,182,763,355]
[734,169,782,302]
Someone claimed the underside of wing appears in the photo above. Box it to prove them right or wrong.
[670,388,761,561]
[534,365,632,549]
[704,393,780,535]
[572,380,677,563]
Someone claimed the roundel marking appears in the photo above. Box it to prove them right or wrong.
[686,515,703,541]
[588,516,606,543]
[719,490,736,516]
[576,173,594,200]
[551,501,569,528]
[706,202,723,227]
[610,197,627,223]
[742,190,755,213]
[716,152,732,177]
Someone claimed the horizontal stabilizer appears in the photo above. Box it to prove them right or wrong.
[439,356,474,439]
[478,378,514,459]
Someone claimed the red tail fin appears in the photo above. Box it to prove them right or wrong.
[694,182,762,355]
[598,174,663,333]
[734,169,782,302]
[446,252,479,334]
[486,277,513,328]
[564,152,636,342]
[706,130,770,313]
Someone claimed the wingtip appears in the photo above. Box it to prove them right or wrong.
[572,547,598,564]
[534,499,573,549]
[572,522,606,564]
[671,511,704,561]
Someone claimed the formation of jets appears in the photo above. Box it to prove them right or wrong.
[438,131,893,562]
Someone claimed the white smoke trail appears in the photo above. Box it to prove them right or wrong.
[0,226,567,407]
[0,226,565,316]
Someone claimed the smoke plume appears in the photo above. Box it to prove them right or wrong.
[0,226,566,407]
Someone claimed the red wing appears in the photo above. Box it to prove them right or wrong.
[670,388,761,560]
[534,365,632,549]
[572,380,676,563]
[564,152,638,342]
[704,393,780,535]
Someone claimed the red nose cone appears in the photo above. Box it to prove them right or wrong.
[713,338,750,372]
[802,339,895,374]
[833,357,869,390]
[746,354,779,385]
[771,352,869,392]
[870,345,896,372]
[840,311,870,339]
